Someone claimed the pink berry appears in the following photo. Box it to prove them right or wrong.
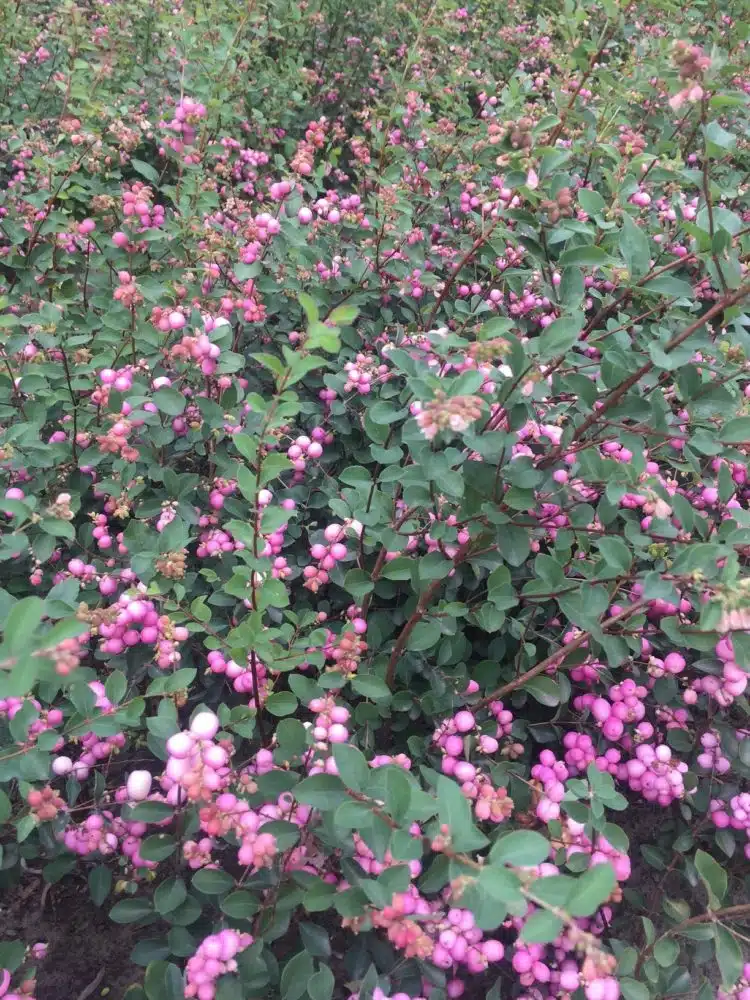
[454,711,475,733]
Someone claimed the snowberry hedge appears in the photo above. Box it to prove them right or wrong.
[0,0,749,998]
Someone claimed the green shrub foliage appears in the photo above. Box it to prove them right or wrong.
[0,0,748,998]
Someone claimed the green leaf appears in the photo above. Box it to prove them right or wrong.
[598,536,632,573]
[190,596,211,623]
[146,668,196,697]
[105,669,128,704]
[332,743,369,793]
[558,245,613,267]
[260,507,293,536]
[88,865,112,906]
[653,938,680,967]
[567,864,616,917]
[131,939,171,967]
[350,675,391,701]
[0,789,9,825]
[298,292,320,324]
[694,849,727,908]
[260,453,292,485]
[220,891,259,919]
[280,950,315,1000]
[285,353,329,388]
[215,977,244,1000]
[233,434,257,464]
[144,961,184,1000]
[294,774,349,810]
[168,928,196,959]
[139,834,178,862]
[369,400,409,424]
[530,874,574,908]
[523,675,561,707]
[15,814,36,843]
[275,718,308,759]
[520,909,564,943]
[299,922,331,959]
[640,275,693,299]
[192,869,235,895]
[478,866,523,907]
[721,417,750,443]
[538,313,584,358]
[40,518,75,540]
[253,352,286,380]
[258,577,289,611]
[235,465,258,504]
[334,800,375,829]
[0,941,26,973]
[603,823,629,853]
[715,924,742,987]
[343,569,374,602]
[578,189,607,215]
[436,775,489,852]
[265,692,299,717]
[497,524,531,567]
[704,121,736,152]
[490,830,550,867]
[110,897,154,923]
[328,304,359,326]
[487,565,518,610]
[619,980,651,1000]
[406,619,441,651]
[129,802,174,823]
[619,214,650,279]
[381,557,415,581]
[130,158,161,185]
[154,877,187,915]
[559,266,585,308]
[307,967,334,1000]
[380,765,413,825]
[3,597,44,654]
[153,387,186,416]
[306,322,340,353]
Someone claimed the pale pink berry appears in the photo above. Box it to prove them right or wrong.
[190,712,220,740]
[126,770,153,801]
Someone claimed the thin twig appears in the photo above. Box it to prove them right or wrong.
[472,599,649,709]
[539,284,750,468]
[75,967,105,1000]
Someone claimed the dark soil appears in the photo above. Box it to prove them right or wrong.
[1,874,141,998]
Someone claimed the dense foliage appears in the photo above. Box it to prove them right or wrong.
[0,0,749,998]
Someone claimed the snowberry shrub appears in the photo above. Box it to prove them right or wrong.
[0,0,749,999]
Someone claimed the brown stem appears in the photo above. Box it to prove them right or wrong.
[360,548,387,619]
[582,253,693,341]
[59,348,79,462]
[635,903,750,976]
[360,506,415,618]
[385,540,473,688]
[701,98,728,294]
[245,368,292,745]
[423,219,501,332]
[472,598,649,710]
[25,144,95,259]
[547,25,616,146]
[2,356,26,418]
[540,284,750,468]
